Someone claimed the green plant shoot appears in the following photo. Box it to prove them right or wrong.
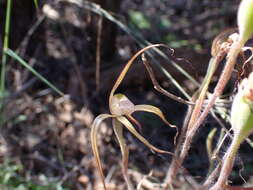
[238,0,253,43]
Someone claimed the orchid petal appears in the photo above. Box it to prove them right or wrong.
[126,114,143,133]
[109,44,167,105]
[134,104,176,128]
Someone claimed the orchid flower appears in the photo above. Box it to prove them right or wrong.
[90,44,177,190]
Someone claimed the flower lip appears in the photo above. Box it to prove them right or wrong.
[110,94,135,116]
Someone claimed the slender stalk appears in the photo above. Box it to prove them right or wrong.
[0,0,12,125]
[187,54,224,130]
[95,15,103,93]
[202,163,221,190]
[210,135,242,190]
[164,102,194,185]
[169,38,244,183]
[191,38,245,143]
[166,50,225,184]
[172,40,244,183]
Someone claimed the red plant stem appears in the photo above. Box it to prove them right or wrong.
[191,39,244,142]
[166,38,244,185]
[227,187,253,190]
[210,135,241,190]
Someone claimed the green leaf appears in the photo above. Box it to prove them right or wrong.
[5,49,64,96]
[33,0,38,9]
[159,18,171,29]
[128,10,151,29]
[15,184,26,190]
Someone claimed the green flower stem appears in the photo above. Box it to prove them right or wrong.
[1,0,12,93]
[0,0,12,126]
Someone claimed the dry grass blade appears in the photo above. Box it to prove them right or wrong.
[112,119,134,190]
[116,116,173,155]
[206,128,217,162]
[95,15,103,93]
[206,128,217,173]
[61,0,199,95]
[90,114,114,190]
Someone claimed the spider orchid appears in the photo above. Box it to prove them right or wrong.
[91,45,177,190]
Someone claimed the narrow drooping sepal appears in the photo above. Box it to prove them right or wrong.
[134,104,176,128]
[112,119,134,190]
[90,114,114,190]
[116,116,172,155]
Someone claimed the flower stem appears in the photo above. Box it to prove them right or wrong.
[210,134,242,190]
[0,0,12,126]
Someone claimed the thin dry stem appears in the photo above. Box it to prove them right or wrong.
[95,15,103,93]
[210,136,241,190]
[192,39,244,141]
[187,53,225,130]
[141,54,193,105]
[165,49,227,184]
[202,164,222,190]
[164,95,196,187]
[167,36,244,185]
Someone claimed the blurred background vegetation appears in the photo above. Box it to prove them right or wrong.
[2,0,252,189]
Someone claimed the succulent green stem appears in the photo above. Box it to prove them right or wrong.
[0,0,12,126]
